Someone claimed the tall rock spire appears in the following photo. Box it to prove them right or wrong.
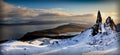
[92,11,102,36]
[96,10,102,24]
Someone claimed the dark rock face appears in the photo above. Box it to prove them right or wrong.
[96,10,102,31]
[92,24,99,36]
[92,11,102,36]
[96,10,102,24]
[105,16,117,30]
[106,16,112,25]
[116,23,120,32]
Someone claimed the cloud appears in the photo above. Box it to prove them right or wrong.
[96,11,119,24]
[38,12,71,17]
[1,2,98,24]
[2,2,72,20]
[49,8,63,11]
[72,14,95,17]
[102,12,118,19]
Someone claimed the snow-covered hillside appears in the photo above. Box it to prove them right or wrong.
[0,27,119,55]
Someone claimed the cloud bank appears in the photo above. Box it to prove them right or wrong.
[1,1,119,24]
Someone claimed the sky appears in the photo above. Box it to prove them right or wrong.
[2,0,119,24]
[4,0,117,14]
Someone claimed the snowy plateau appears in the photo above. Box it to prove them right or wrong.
[0,11,120,55]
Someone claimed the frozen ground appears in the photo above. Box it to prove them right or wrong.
[0,26,120,55]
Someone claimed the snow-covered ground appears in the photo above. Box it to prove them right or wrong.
[0,25,120,55]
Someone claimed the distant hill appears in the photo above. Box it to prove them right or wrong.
[42,23,91,34]
[0,20,67,25]
[18,23,91,41]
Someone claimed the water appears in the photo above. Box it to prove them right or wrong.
[0,23,67,41]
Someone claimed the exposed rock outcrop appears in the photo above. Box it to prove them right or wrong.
[92,11,102,36]
[105,16,117,30]
[96,10,102,24]
[91,23,99,36]
[91,11,117,36]
[116,23,120,32]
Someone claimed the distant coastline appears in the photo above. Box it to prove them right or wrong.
[18,23,90,41]
[0,21,68,26]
